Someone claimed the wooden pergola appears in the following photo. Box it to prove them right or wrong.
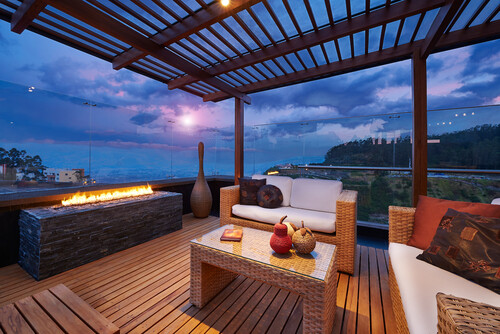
[1,0,499,205]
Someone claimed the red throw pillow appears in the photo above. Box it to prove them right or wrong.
[407,195,500,250]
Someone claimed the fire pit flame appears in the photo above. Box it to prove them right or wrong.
[62,185,153,206]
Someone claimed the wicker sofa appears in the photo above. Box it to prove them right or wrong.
[220,177,357,274]
[388,206,500,334]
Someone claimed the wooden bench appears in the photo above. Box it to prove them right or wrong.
[0,284,119,334]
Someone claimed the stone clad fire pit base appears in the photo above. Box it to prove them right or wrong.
[19,191,182,280]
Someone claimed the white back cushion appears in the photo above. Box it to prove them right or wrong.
[290,178,342,213]
[492,198,500,205]
[252,174,293,206]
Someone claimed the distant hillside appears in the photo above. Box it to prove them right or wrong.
[322,124,499,170]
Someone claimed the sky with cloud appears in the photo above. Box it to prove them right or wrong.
[0,19,499,180]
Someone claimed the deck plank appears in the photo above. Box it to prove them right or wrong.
[0,215,397,333]
[369,247,385,334]
[357,246,371,333]
[204,279,263,334]
[220,281,272,334]
[49,284,119,334]
[14,296,64,334]
[332,273,350,333]
[343,245,361,334]
[0,304,35,334]
[266,291,300,333]
[281,297,303,334]
[32,290,94,334]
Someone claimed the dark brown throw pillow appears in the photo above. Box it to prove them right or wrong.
[239,178,266,205]
[257,185,283,208]
[417,208,500,293]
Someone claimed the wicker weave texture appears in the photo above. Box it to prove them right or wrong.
[220,185,357,275]
[388,258,410,334]
[388,206,416,244]
[388,206,415,334]
[437,293,500,334]
[190,240,337,334]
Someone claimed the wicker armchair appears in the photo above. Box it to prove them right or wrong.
[387,205,416,334]
[220,185,357,274]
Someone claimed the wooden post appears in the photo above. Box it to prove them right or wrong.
[411,48,427,206]
[234,98,244,184]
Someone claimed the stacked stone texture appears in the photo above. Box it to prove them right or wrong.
[19,191,182,280]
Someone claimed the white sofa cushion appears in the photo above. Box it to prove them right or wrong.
[232,204,336,233]
[290,178,343,213]
[492,198,500,205]
[252,174,293,207]
[389,242,500,334]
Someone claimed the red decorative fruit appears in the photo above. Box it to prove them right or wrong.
[270,216,292,254]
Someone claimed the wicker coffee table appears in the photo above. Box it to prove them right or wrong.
[190,225,337,334]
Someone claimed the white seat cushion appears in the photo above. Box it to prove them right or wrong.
[290,178,342,213]
[252,174,293,207]
[492,198,500,205]
[232,204,336,233]
[389,243,500,334]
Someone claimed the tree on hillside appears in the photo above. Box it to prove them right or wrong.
[322,124,499,169]
[0,147,46,180]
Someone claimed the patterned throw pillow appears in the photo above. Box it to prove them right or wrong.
[257,185,283,208]
[239,178,266,205]
[417,208,500,293]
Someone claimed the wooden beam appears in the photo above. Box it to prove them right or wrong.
[203,20,500,102]
[11,0,46,33]
[420,0,464,59]
[234,98,244,184]
[112,0,262,70]
[204,42,417,102]
[169,0,445,89]
[44,0,250,104]
[434,19,500,52]
[411,48,427,206]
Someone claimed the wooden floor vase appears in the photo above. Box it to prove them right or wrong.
[190,142,212,218]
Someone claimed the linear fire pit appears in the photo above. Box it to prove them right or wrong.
[19,191,182,280]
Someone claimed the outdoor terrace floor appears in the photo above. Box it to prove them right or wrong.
[0,215,397,333]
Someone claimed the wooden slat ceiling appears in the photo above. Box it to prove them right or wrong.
[1,0,499,104]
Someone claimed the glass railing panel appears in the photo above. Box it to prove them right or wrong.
[427,105,500,170]
[248,112,414,177]
[0,79,234,195]
[0,80,89,193]
[245,106,499,226]
[247,121,307,176]
[89,102,175,183]
[426,105,500,203]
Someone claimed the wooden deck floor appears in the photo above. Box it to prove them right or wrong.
[0,215,397,334]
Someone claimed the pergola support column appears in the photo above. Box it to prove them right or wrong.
[411,48,428,206]
[234,98,244,184]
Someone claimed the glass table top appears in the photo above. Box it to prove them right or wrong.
[191,225,336,281]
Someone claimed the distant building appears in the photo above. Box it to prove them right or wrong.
[59,170,80,183]
[44,168,84,183]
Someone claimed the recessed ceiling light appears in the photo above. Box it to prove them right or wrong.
[221,0,230,6]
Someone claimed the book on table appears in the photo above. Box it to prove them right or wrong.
[220,229,243,241]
